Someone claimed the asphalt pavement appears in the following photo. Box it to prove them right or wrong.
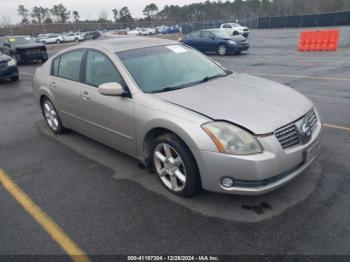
[1,27,350,259]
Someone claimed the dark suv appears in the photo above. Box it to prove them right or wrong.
[0,36,48,64]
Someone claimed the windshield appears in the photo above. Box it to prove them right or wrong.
[117,45,226,93]
[9,37,36,45]
[211,30,232,38]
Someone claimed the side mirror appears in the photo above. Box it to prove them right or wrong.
[98,82,125,96]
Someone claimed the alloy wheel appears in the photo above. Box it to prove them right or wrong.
[43,100,59,131]
[154,143,187,192]
[218,45,227,56]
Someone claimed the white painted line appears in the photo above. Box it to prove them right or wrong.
[20,72,34,77]
[249,73,350,82]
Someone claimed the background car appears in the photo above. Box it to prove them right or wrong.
[62,32,84,43]
[41,34,64,44]
[140,27,157,35]
[83,31,101,40]
[180,29,249,55]
[0,50,18,81]
[0,36,48,64]
[127,28,141,35]
[220,23,250,38]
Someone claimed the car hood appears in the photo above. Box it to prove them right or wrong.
[15,43,45,50]
[155,73,313,134]
[0,52,11,62]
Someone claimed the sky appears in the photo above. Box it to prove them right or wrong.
[0,0,206,24]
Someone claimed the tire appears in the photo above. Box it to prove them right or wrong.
[56,39,61,44]
[41,58,48,63]
[74,38,79,42]
[11,75,19,82]
[217,44,227,56]
[152,133,201,197]
[14,54,21,65]
[235,50,241,55]
[41,97,65,134]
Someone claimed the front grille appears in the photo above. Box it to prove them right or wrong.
[275,124,300,149]
[243,29,249,31]
[275,109,318,149]
[26,49,41,55]
[0,61,6,68]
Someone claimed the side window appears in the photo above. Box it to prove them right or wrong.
[58,50,84,81]
[223,24,231,29]
[84,50,123,87]
[200,31,212,39]
[188,31,200,39]
[52,57,60,76]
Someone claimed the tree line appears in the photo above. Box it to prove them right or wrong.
[16,0,350,25]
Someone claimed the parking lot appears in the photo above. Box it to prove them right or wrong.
[1,27,350,258]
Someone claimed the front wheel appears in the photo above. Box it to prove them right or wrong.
[152,134,201,197]
[10,75,19,82]
[14,54,21,65]
[41,98,65,134]
[56,39,61,44]
[217,44,227,56]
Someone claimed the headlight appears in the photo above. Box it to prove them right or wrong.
[202,121,262,155]
[7,58,16,66]
[228,40,237,45]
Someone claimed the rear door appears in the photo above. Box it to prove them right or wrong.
[199,31,216,52]
[79,49,136,155]
[184,31,201,50]
[49,50,86,129]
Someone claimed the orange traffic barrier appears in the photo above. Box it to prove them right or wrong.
[298,30,340,52]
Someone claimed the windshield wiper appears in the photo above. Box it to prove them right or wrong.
[152,72,229,94]
[199,73,227,83]
[152,85,187,94]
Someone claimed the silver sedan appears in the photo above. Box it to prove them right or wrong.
[33,36,322,197]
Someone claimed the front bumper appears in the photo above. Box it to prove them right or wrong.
[0,65,19,80]
[227,42,249,53]
[18,52,48,62]
[192,118,322,195]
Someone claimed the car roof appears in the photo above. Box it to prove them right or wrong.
[82,36,178,53]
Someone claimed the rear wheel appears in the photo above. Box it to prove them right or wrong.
[56,39,61,44]
[152,134,201,197]
[74,38,79,42]
[217,44,227,56]
[41,98,65,134]
[14,54,21,65]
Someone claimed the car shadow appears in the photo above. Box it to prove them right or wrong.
[38,120,322,223]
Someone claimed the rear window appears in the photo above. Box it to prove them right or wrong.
[57,51,84,81]
[52,57,60,76]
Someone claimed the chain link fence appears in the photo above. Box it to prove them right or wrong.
[1,10,350,36]
[181,10,350,34]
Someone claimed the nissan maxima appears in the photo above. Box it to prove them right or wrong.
[32,36,321,197]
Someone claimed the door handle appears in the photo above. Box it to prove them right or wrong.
[82,91,91,101]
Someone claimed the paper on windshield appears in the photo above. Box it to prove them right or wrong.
[166,45,188,53]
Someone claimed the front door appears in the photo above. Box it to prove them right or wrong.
[49,50,86,129]
[79,50,136,155]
